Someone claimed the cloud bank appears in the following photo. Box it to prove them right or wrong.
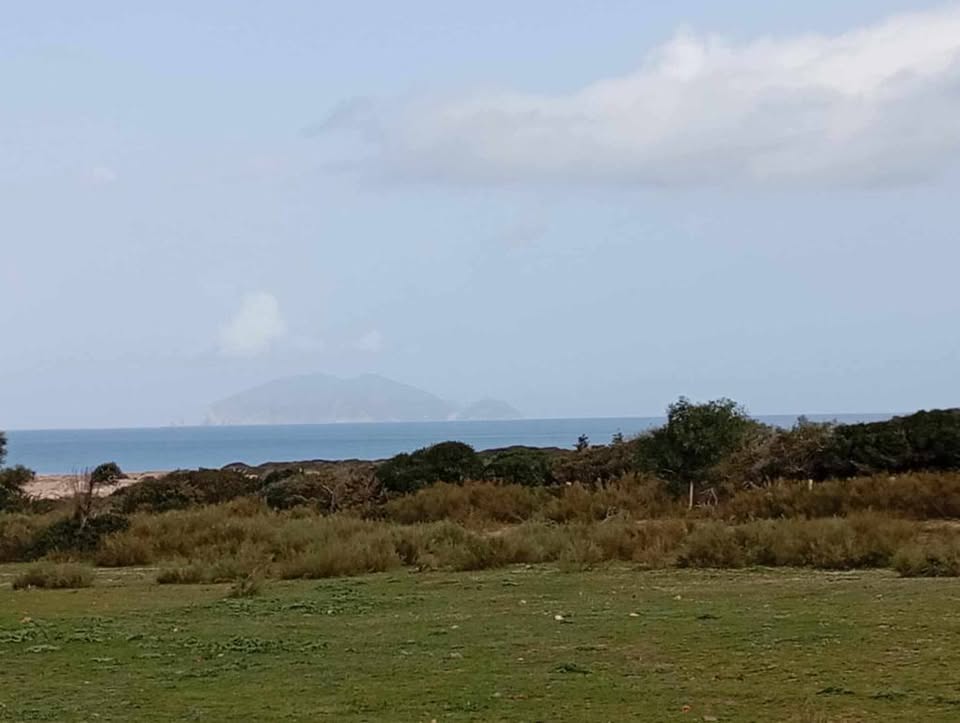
[219,292,287,357]
[321,4,960,187]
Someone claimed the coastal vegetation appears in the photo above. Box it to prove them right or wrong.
[1,400,960,581]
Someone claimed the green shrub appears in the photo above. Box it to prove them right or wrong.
[164,469,259,505]
[12,563,95,590]
[642,397,756,502]
[262,473,333,510]
[30,513,130,558]
[816,409,960,479]
[484,448,554,486]
[113,476,199,513]
[91,462,124,486]
[377,441,482,494]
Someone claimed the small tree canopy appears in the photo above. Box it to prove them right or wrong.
[0,430,6,467]
[645,397,754,496]
[0,465,34,511]
[91,462,124,486]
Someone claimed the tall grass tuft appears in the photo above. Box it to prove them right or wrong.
[12,562,95,590]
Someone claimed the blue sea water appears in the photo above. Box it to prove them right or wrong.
[5,414,894,474]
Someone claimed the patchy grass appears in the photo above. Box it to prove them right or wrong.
[1,564,959,721]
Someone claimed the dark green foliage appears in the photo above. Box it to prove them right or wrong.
[113,468,257,511]
[420,441,483,483]
[576,434,590,452]
[30,513,129,558]
[818,409,960,479]
[164,469,257,505]
[90,462,124,486]
[113,476,200,513]
[259,467,302,488]
[262,473,333,510]
[483,448,554,486]
[0,465,34,511]
[719,409,960,486]
[377,441,482,494]
[0,430,6,466]
[643,397,754,496]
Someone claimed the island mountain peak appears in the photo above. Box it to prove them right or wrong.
[206,373,521,425]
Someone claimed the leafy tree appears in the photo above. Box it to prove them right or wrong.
[0,465,34,511]
[575,434,590,452]
[645,397,754,507]
[0,430,6,466]
[91,462,124,486]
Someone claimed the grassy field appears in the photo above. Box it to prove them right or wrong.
[2,565,960,722]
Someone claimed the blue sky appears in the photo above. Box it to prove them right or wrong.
[2,1,959,428]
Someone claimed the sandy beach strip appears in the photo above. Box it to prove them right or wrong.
[26,471,167,500]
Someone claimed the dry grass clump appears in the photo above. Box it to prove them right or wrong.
[94,534,154,566]
[544,479,679,523]
[381,481,546,525]
[12,562,95,590]
[0,511,66,562]
[893,537,960,577]
[725,473,960,521]
[277,533,401,579]
[380,478,679,527]
[227,572,265,598]
[679,513,915,570]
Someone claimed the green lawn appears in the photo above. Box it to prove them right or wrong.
[2,565,959,721]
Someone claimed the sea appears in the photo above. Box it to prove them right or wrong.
[4,413,895,474]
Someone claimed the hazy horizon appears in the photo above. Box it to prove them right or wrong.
[4,1,960,430]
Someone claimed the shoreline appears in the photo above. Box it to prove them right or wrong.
[27,472,168,500]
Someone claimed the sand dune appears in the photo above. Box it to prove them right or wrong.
[27,472,165,500]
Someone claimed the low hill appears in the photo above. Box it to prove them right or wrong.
[207,373,520,425]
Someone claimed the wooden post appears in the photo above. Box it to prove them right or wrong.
[688,480,695,510]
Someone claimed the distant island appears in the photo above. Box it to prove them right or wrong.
[206,373,522,425]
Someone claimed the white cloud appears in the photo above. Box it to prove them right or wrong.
[218,292,287,356]
[352,329,384,352]
[321,5,960,187]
